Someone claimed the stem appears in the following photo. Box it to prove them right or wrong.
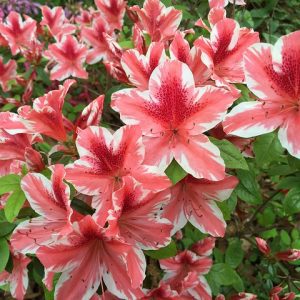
[245,190,281,225]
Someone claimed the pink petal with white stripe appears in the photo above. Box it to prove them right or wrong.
[121,42,166,90]
[278,112,300,158]
[11,165,73,253]
[164,175,238,236]
[173,133,225,180]
[75,95,104,130]
[107,176,172,249]
[37,216,144,299]
[223,101,284,138]
[8,252,31,300]
[45,36,88,80]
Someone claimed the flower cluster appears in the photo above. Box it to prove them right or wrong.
[0,0,299,299]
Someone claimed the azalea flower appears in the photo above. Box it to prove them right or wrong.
[194,18,259,93]
[121,42,166,90]
[36,215,145,299]
[255,237,271,256]
[65,125,171,198]
[112,60,237,180]
[275,249,300,262]
[0,130,43,173]
[0,250,31,300]
[231,293,257,300]
[0,79,75,141]
[75,95,104,131]
[191,237,216,256]
[142,283,183,299]
[209,0,246,8]
[169,32,210,86]
[106,176,173,250]
[94,0,126,30]
[81,16,114,64]
[45,35,88,81]
[0,11,36,55]
[130,0,182,42]
[163,175,238,237]
[223,31,300,159]
[0,56,17,92]
[160,250,212,299]
[11,164,74,254]
[40,6,76,40]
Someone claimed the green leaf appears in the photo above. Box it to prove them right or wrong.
[0,174,21,194]
[4,188,26,222]
[210,138,248,170]
[277,176,300,189]
[208,263,240,286]
[0,238,9,272]
[280,230,291,246]
[0,222,16,238]
[225,239,244,269]
[145,240,177,259]
[119,40,134,49]
[165,159,187,184]
[253,133,284,167]
[236,169,262,205]
[283,188,300,215]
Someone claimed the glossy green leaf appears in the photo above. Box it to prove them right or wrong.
[145,240,177,259]
[0,238,9,272]
[165,159,187,184]
[283,188,300,215]
[210,138,248,170]
[4,188,26,222]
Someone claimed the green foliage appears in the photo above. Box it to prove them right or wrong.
[165,159,187,184]
[0,238,9,272]
[210,137,249,170]
[145,240,177,259]
[0,175,26,222]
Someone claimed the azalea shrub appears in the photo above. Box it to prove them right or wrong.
[0,0,300,299]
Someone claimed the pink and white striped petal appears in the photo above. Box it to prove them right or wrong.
[173,134,225,180]
[223,101,284,138]
[278,112,300,159]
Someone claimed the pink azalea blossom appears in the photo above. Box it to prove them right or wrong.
[65,125,171,198]
[169,32,210,86]
[0,129,44,173]
[130,0,182,42]
[94,0,126,30]
[275,249,300,262]
[194,18,259,92]
[163,175,238,237]
[81,16,114,64]
[121,42,166,90]
[255,237,271,256]
[223,31,300,159]
[142,283,183,299]
[191,237,216,256]
[0,80,75,141]
[36,215,145,299]
[231,293,257,300]
[160,250,212,299]
[0,56,17,92]
[209,0,246,8]
[0,11,36,55]
[45,35,88,81]
[11,164,73,254]
[106,176,173,250]
[40,6,76,40]
[0,250,31,300]
[112,60,237,180]
[75,95,104,131]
